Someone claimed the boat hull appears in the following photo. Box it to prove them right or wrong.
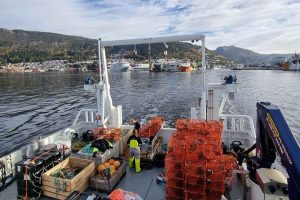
[110,62,130,72]
[289,63,300,71]
[179,66,192,72]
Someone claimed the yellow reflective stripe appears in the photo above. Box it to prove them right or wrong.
[92,147,98,153]
[107,140,113,148]
[130,139,139,148]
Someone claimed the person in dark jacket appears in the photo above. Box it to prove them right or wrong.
[127,119,142,173]
[131,118,141,135]
[91,137,113,157]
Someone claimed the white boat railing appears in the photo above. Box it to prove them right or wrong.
[221,114,256,148]
[72,108,98,126]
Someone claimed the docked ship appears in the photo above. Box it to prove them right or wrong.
[131,63,149,71]
[288,53,300,71]
[110,61,131,72]
[0,35,299,200]
[179,60,192,72]
[150,61,164,72]
[165,61,179,72]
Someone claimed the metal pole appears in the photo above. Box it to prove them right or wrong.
[98,38,102,83]
[201,37,207,120]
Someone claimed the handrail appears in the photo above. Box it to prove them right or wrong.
[72,108,97,126]
[221,114,256,139]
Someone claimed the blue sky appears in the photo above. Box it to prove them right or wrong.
[0,0,299,53]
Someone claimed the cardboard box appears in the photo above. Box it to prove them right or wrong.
[42,157,95,199]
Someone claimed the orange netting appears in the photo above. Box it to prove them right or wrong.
[165,119,238,200]
[92,128,121,142]
[139,116,164,138]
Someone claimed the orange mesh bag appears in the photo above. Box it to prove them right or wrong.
[110,189,125,200]
[176,119,190,130]
[139,124,150,138]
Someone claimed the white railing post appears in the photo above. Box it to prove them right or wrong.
[91,111,94,122]
[98,39,103,83]
[72,109,97,126]
[85,111,89,122]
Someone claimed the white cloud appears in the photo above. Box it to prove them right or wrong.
[0,0,299,53]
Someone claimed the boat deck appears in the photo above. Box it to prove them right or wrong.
[0,164,166,200]
[1,164,249,200]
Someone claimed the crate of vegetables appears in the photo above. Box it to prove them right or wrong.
[42,157,95,200]
[89,158,126,192]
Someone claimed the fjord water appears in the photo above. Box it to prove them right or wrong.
[0,70,300,156]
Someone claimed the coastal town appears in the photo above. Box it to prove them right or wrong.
[0,53,299,73]
[0,60,94,73]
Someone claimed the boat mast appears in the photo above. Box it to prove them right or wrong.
[201,37,206,120]
[98,39,103,83]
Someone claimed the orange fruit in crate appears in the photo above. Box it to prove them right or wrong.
[110,165,116,171]
[111,169,116,176]
[109,159,115,165]
[97,164,106,173]
[113,161,121,169]
[104,162,110,168]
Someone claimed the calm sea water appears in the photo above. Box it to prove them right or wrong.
[0,70,300,156]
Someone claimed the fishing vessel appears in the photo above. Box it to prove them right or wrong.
[0,35,299,200]
[179,60,192,72]
[150,61,164,72]
[131,63,149,71]
[165,62,179,72]
[288,53,300,71]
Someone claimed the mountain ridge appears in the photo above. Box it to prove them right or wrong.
[0,28,232,66]
[214,46,293,64]
[1,28,293,66]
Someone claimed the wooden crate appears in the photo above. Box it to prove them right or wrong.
[76,141,120,166]
[89,164,126,192]
[119,129,132,156]
[42,157,95,199]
